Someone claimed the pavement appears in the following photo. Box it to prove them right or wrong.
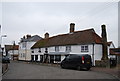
[91,66,120,79]
[0,63,2,81]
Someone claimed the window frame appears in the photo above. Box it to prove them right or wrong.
[55,46,59,52]
[55,55,61,61]
[81,45,89,52]
[66,46,71,52]
[38,48,41,53]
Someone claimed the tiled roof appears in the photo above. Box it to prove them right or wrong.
[107,41,112,46]
[31,28,102,49]
[5,45,19,51]
[20,35,43,42]
[110,48,120,56]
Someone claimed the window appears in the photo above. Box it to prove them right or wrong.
[22,42,27,48]
[55,46,59,52]
[38,48,41,53]
[31,55,34,61]
[81,45,89,52]
[23,53,25,57]
[20,54,22,58]
[31,50,34,53]
[45,48,48,53]
[66,46,71,52]
[35,55,38,61]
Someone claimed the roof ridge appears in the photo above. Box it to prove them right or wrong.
[45,28,95,40]
[31,28,102,48]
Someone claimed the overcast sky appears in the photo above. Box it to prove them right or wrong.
[0,1,119,47]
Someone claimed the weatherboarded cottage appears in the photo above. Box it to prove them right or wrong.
[18,35,42,61]
[31,23,112,66]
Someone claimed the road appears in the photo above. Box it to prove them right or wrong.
[0,63,2,80]
[2,61,118,79]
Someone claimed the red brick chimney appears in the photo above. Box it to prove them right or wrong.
[70,23,75,33]
[26,34,31,39]
[101,24,108,60]
[45,32,49,39]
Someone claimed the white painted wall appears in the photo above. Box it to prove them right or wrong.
[94,44,102,60]
[49,47,55,52]
[8,50,19,59]
[59,46,66,52]
[8,50,19,55]
[108,43,115,59]
[19,41,36,61]
[32,44,103,66]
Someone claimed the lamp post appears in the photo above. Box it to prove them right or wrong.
[0,35,7,56]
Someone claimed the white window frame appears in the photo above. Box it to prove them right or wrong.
[22,42,27,48]
[81,45,89,52]
[38,48,41,53]
[66,46,71,52]
[55,46,59,52]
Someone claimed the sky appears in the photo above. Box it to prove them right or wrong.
[0,0,119,47]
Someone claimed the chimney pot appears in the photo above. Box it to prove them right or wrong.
[70,23,75,33]
[26,34,31,39]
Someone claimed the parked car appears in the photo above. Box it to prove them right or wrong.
[60,54,92,70]
[2,56,10,63]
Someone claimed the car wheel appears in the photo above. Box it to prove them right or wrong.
[77,66,81,71]
[86,67,90,71]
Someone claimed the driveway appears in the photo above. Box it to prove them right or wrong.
[2,61,118,79]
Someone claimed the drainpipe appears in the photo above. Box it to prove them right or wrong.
[92,43,95,66]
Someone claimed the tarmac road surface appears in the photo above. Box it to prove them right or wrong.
[2,61,118,79]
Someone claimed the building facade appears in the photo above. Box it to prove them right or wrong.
[18,35,42,61]
[31,23,113,66]
[5,45,19,60]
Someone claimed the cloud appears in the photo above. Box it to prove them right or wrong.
[2,2,118,47]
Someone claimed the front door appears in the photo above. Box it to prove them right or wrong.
[31,55,34,61]
[40,55,43,63]
[50,55,54,63]
[35,55,38,61]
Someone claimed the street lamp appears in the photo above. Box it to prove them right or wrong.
[0,35,7,56]
[1,35,7,47]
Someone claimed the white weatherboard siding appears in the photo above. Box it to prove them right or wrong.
[8,50,19,55]
[70,44,102,66]
[31,44,103,66]
[19,42,36,61]
[59,46,66,52]
[94,44,102,61]
[31,48,44,55]
[70,45,93,55]
[49,47,55,52]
